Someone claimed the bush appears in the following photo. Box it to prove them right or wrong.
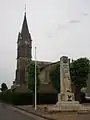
[0,91,32,105]
[9,92,33,105]
[37,93,58,104]
[0,92,58,105]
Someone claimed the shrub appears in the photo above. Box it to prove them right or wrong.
[37,93,58,104]
[0,92,58,105]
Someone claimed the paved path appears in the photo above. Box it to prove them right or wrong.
[57,114,90,120]
[0,103,46,120]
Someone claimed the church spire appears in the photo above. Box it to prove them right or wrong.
[21,5,29,37]
[17,7,32,59]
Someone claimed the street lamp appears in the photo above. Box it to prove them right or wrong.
[35,46,37,111]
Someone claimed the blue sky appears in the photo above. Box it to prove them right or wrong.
[0,0,90,87]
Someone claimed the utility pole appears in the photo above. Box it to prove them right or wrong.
[35,46,37,111]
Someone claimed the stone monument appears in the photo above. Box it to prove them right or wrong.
[48,56,87,112]
[57,56,74,102]
[55,56,81,111]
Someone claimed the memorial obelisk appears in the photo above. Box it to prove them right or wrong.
[57,56,75,103]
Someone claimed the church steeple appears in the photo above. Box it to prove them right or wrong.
[17,9,32,59]
[15,9,32,85]
[21,12,29,39]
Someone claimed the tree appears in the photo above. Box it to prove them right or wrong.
[1,83,8,92]
[27,61,40,93]
[70,58,90,89]
[49,62,60,93]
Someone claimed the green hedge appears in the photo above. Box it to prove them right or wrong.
[0,91,58,105]
[37,93,58,104]
[10,92,33,105]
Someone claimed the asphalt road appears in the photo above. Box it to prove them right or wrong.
[1,102,90,120]
[0,103,46,120]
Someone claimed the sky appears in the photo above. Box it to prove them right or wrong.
[0,0,90,88]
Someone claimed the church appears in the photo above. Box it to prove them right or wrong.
[11,11,57,93]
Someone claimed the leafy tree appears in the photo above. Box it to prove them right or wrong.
[70,58,90,89]
[49,62,60,93]
[1,83,8,92]
[27,61,40,93]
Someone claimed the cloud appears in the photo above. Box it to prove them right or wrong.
[47,34,52,38]
[58,24,68,30]
[83,12,88,16]
[69,20,80,24]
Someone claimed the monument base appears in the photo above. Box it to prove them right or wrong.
[48,93,88,112]
[56,101,81,111]
[48,101,87,112]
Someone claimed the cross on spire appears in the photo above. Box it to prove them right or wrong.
[25,4,26,14]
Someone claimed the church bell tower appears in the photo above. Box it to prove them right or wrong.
[15,11,32,85]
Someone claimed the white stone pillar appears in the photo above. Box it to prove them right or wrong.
[60,57,65,93]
